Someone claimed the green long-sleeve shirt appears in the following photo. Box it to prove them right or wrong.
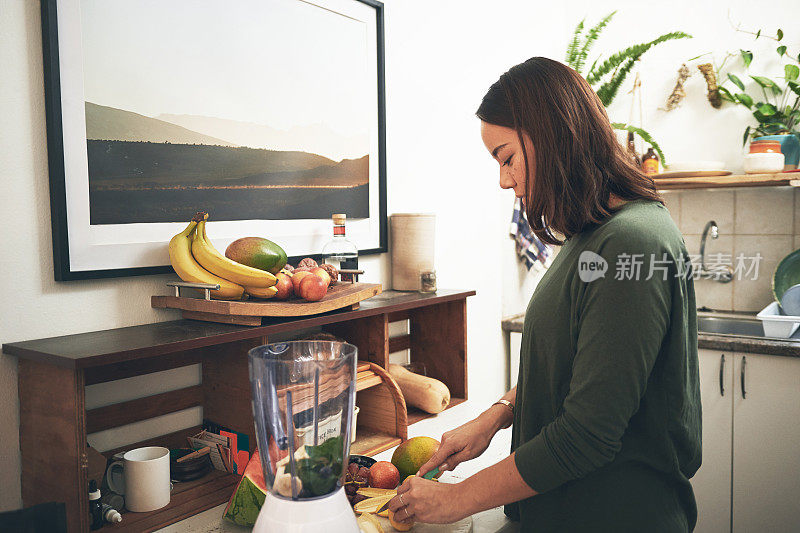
[505,199,701,532]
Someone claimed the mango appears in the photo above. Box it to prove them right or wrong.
[390,436,439,480]
[225,237,287,274]
[388,510,414,531]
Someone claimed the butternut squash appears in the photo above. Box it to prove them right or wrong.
[387,364,450,414]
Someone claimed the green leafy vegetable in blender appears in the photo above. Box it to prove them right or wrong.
[295,436,345,497]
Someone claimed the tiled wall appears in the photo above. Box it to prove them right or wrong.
[662,187,799,313]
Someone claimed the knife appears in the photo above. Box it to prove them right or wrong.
[422,466,440,480]
[376,467,440,513]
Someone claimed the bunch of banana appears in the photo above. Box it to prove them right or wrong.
[168,213,279,300]
[243,285,279,299]
[168,220,245,300]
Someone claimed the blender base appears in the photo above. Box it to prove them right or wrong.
[252,487,360,533]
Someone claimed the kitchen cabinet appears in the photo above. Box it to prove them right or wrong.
[731,353,800,533]
[692,349,800,533]
[693,349,733,533]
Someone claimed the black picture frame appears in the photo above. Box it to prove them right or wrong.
[41,0,387,281]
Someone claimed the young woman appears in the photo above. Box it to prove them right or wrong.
[386,57,701,531]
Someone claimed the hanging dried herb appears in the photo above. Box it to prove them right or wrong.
[663,64,691,111]
[697,63,722,108]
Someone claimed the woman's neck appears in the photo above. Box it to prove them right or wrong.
[609,195,627,209]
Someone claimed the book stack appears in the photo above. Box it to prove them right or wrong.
[187,421,250,475]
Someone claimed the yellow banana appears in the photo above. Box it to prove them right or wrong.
[192,217,277,288]
[168,220,244,300]
[245,285,279,299]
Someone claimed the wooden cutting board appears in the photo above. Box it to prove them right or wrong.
[371,515,473,532]
[152,282,382,325]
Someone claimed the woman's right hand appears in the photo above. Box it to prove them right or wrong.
[417,406,507,476]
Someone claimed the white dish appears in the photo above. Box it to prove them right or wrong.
[654,170,732,179]
[743,152,785,174]
[666,161,725,172]
[780,284,800,316]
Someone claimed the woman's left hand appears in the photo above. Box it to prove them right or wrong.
[386,476,470,525]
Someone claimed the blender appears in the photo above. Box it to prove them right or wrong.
[249,340,360,533]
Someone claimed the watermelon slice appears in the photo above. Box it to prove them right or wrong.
[223,449,267,526]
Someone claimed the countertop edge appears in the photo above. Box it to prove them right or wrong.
[501,314,800,358]
[696,333,800,357]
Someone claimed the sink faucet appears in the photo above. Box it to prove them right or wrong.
[699,220,732,283]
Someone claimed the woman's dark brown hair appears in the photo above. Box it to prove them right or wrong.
[476,57,662,245]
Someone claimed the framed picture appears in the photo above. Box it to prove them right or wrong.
[42,0,387,280]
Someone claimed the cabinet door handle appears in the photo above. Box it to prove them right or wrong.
[719,354,725,396]
[740,356,747,399]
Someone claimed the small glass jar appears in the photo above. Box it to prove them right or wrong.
[419,270,437,293]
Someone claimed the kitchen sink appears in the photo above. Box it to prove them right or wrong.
[697,315,766,337]
[697,312,800,340]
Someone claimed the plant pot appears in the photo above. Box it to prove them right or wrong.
[754,134,800,170]
[743,152,785,174]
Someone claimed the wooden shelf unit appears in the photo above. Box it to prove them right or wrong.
[654,172,798,190]
[4,289,474,533]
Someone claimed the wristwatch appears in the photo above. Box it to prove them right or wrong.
[491,399,514,428]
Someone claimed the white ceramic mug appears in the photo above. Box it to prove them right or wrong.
[106,446,171,512]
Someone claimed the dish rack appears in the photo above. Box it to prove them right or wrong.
[756,301,800,338]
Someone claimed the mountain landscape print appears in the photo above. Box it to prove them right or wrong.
[80,0,372,226]
[86,103,369,224]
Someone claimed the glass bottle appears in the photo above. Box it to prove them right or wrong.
[641,147,660,175]
[88,480,103,530]
[321,214,358,281]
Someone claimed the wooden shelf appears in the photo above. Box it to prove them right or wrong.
[654,172,798,190]
[406,397,467,426]
[351,427,403,456]
[7,290,474,532]
[104,470,239,533]
[351,398,468,456]
[356,364,383,392]
[3,289,475,369]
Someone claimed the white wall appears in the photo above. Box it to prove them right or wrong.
[2,0,799,512]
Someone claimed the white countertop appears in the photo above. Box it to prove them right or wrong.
[156,400,519,533]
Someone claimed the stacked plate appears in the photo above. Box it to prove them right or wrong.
[655,161,731,179]
[756,249,800,338]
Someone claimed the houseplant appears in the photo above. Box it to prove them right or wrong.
[717,28,800,168]
[565,11,691,164]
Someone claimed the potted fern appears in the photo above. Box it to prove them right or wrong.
[564,11,691,165]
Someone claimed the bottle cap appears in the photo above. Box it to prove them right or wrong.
[88,480,101,500]
[105,508,123,523]
[332,214,346,224]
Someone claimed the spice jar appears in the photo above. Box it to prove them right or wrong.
[419,270,437,293]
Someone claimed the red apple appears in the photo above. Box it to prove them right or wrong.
[368,461,400,489]
[292,270,313,294]
[299,274,328,302]
[310,267,331,287]
[274,273,293,300]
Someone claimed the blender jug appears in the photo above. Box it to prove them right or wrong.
[249,341,359,532]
